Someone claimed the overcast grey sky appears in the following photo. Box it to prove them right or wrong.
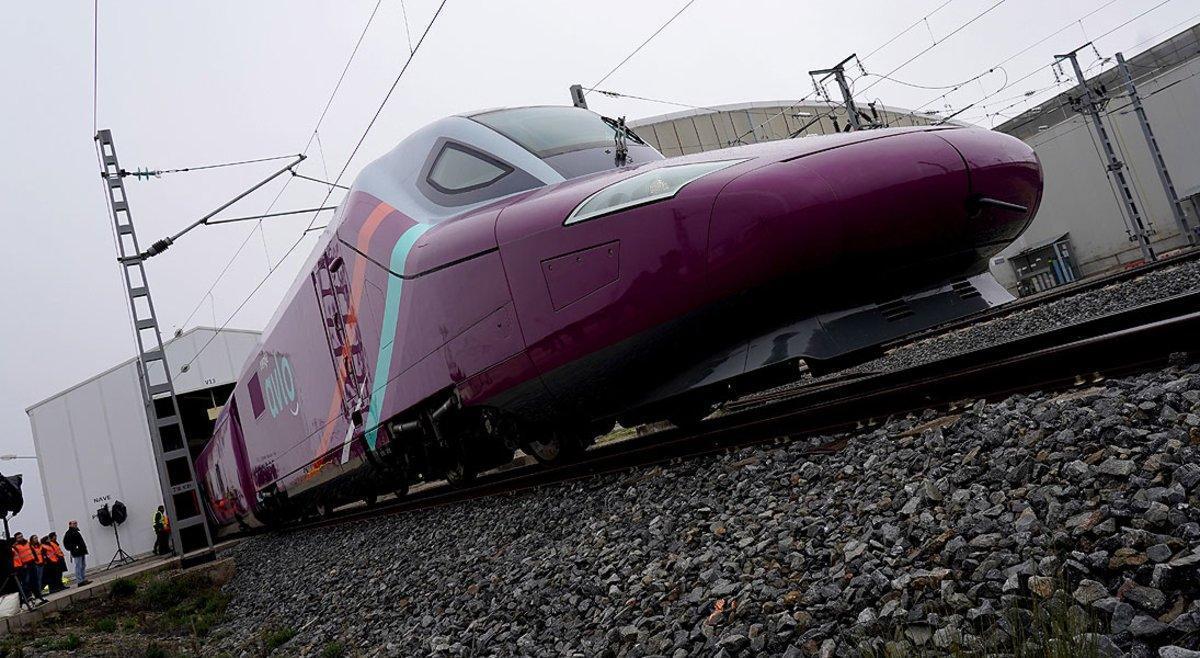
[1,0,1195,536]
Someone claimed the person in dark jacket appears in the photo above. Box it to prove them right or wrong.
[62,521,90,587]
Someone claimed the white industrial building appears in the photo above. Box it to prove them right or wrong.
[25,327,258,565]
[627,99,943,156]
[990,23,1200,294]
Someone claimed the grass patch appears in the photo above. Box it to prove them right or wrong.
[90,616,118,633]
[263,626,297,653]
[110,577,138,599]
[50,634,82,651]
[321,641,346,658]
[0,564,232,656]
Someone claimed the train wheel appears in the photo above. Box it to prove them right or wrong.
[444,457,475,487]
[524,431,585,465]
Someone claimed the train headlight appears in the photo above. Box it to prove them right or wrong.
[565,159,746,225]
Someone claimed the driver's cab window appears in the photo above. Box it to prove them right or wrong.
[419,140,542,208]
[427,143,512,193]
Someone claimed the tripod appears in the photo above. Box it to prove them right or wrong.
[2,517,35,612]
[106,523,134,570]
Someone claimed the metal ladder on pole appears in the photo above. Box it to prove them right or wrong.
[95,129,215,566]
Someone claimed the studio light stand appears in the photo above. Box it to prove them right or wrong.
[97,502,134,570]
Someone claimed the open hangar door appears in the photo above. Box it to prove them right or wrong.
[25,327,259,565]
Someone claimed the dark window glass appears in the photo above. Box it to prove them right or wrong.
[427,144,511,193]
[473,106,643,158]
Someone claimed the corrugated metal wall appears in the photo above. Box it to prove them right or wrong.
[630,102,942,157]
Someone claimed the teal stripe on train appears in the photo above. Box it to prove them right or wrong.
[365,222,433,449]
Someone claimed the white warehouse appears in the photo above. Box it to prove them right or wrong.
[989,23,1200,293]
[25,327,259,564]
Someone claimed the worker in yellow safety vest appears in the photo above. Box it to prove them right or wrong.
[152,506,172,556]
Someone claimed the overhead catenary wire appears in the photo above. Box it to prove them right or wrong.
[172,0,388,333]
[303,0,386,155]
[856,0,1010,99]
[859,0,959,63]
[583,88,718,112]
[922,0,1177,123]
[177,0,453,375]
[122,153,301,179]
[733,0,1006,144]
[289,169,350,191]
[587,0,699,94]
[908,0,1123,116]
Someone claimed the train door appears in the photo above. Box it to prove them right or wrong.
[311,241,372,464]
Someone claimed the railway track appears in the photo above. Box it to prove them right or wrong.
[284,287,1200,535]
[726,246,1200,412]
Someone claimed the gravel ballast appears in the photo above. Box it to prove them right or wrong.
[209,358,1200,657]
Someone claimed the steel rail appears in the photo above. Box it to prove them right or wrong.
[879,246,1200,354]
[283,289,1200,535]
[727,246,1200,412]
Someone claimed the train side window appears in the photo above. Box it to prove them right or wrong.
[427,143,512,194]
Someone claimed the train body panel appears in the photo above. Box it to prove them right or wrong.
[198,106,1043,531]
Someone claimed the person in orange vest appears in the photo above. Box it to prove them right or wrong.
[9,532,36,604]
[152,506,172,556]
[43,533,66,593]
[23,535,47,603]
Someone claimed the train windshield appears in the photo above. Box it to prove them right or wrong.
[473,106,644,159]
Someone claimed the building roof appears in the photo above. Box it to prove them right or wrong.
[24,326,261,413]
[626,99,942,128]
[997,22,1200,140]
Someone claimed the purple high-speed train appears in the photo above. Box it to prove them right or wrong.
[196,105,1041,529]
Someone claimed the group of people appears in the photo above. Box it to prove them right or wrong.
[9,520,89,605]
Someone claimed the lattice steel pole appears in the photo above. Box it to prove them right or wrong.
[1115,52,1198,246]
[94,130,215,566]
[1056,46,1156,262]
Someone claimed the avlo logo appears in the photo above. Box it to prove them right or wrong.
[259,352,300,418]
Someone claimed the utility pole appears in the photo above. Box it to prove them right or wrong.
[809,54,865,131]
[1115,52,1198,246]
[570,84,588,110]
[1055,44,1156,263]
[94,130,215,566]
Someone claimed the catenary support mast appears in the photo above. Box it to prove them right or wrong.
[1055,45,1156,263]
[1115,51,1198,246]
[94,129,215,566]
[810,55,865,131]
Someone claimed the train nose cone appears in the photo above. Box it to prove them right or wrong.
[706,129,976,300]
[935,128,1043,249]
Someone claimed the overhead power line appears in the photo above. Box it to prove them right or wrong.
[174,0,388,333]
[120,153,301,180]
[587,0,699,93]
[921,0,1175,121]
[860,0,959,63]
[289,169,350,190]
[177,0,453,375]
[856,0,1010,99]
[584,87,717,111]
[303,0,385,155]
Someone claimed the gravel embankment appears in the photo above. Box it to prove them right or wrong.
[855,257,1200,375]
[211,360,1200,657]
